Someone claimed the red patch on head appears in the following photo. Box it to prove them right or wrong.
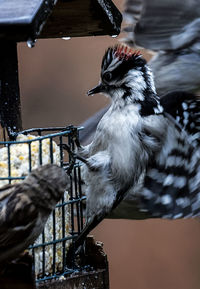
[114,45,141,60]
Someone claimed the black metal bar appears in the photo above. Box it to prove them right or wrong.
[52,210,56,275]
[55,196,86,208]
[76,128,84,230]
[59,136,64,167]
[68,133,76,268]
[0,41,22,139]
[78,165,84,231]
[42,230,45,277]
[62,195,66,271]
[74,167,81,233]
[28,143,32,172]
[68,134,75,235]
[0,176,25,180]
[7,144,11,184]
[39,139,43,165]
[49,137,53,163]
[29,235,78,249]
[18,126,82,135]
[32,247,35,279]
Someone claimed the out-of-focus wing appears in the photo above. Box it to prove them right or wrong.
[139,114,200,219]
[124,0,200,50]
[149,48,200,95]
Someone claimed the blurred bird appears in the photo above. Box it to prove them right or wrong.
[71,45,200,253]
[0,164,68,264]
[123,0,200,95]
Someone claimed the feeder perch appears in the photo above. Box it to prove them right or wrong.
[0,0,122,288]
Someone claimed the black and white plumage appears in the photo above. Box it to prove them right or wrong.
[72,45,200,250]
[138,117,200,219]
[161,91,200,145]
[79,91,200,146]
[0,164,68,264]
[79,92,200,220]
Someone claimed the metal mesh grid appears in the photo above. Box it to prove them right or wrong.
[0,126,85,282]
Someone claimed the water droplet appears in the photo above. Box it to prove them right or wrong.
[27,38,36,48]
[62,37,71,41]
[111,35,118,38]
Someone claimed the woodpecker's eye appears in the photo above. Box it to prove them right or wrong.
[103,72,112,82]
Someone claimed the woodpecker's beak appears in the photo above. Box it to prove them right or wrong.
[87,83,105,95]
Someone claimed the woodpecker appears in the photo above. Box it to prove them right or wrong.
[72,45,200,251]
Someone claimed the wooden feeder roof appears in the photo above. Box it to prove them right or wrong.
[0,0,122,41]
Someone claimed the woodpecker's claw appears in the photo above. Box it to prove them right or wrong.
[70,127,81,148]
[60,143,75,158]
[61,144,88,164]
[59,144,76,175]
[60,144,89,175]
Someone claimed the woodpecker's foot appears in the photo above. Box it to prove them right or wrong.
[60,143,75,158]
[59,144,76,175]
[61,144,88,164]
[60,144,89,175]
[70,127,82,148]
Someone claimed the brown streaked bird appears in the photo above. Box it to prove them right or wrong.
[0,164,68,264]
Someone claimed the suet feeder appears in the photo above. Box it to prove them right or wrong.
[0,0,122,288]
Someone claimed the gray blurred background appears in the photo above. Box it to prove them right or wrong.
[18,1,200,288]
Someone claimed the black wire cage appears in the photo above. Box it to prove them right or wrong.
[0,125,85,283]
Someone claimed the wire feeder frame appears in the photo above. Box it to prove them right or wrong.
[0,126,85,282]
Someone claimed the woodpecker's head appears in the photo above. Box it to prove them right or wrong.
[88,45,160,113]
